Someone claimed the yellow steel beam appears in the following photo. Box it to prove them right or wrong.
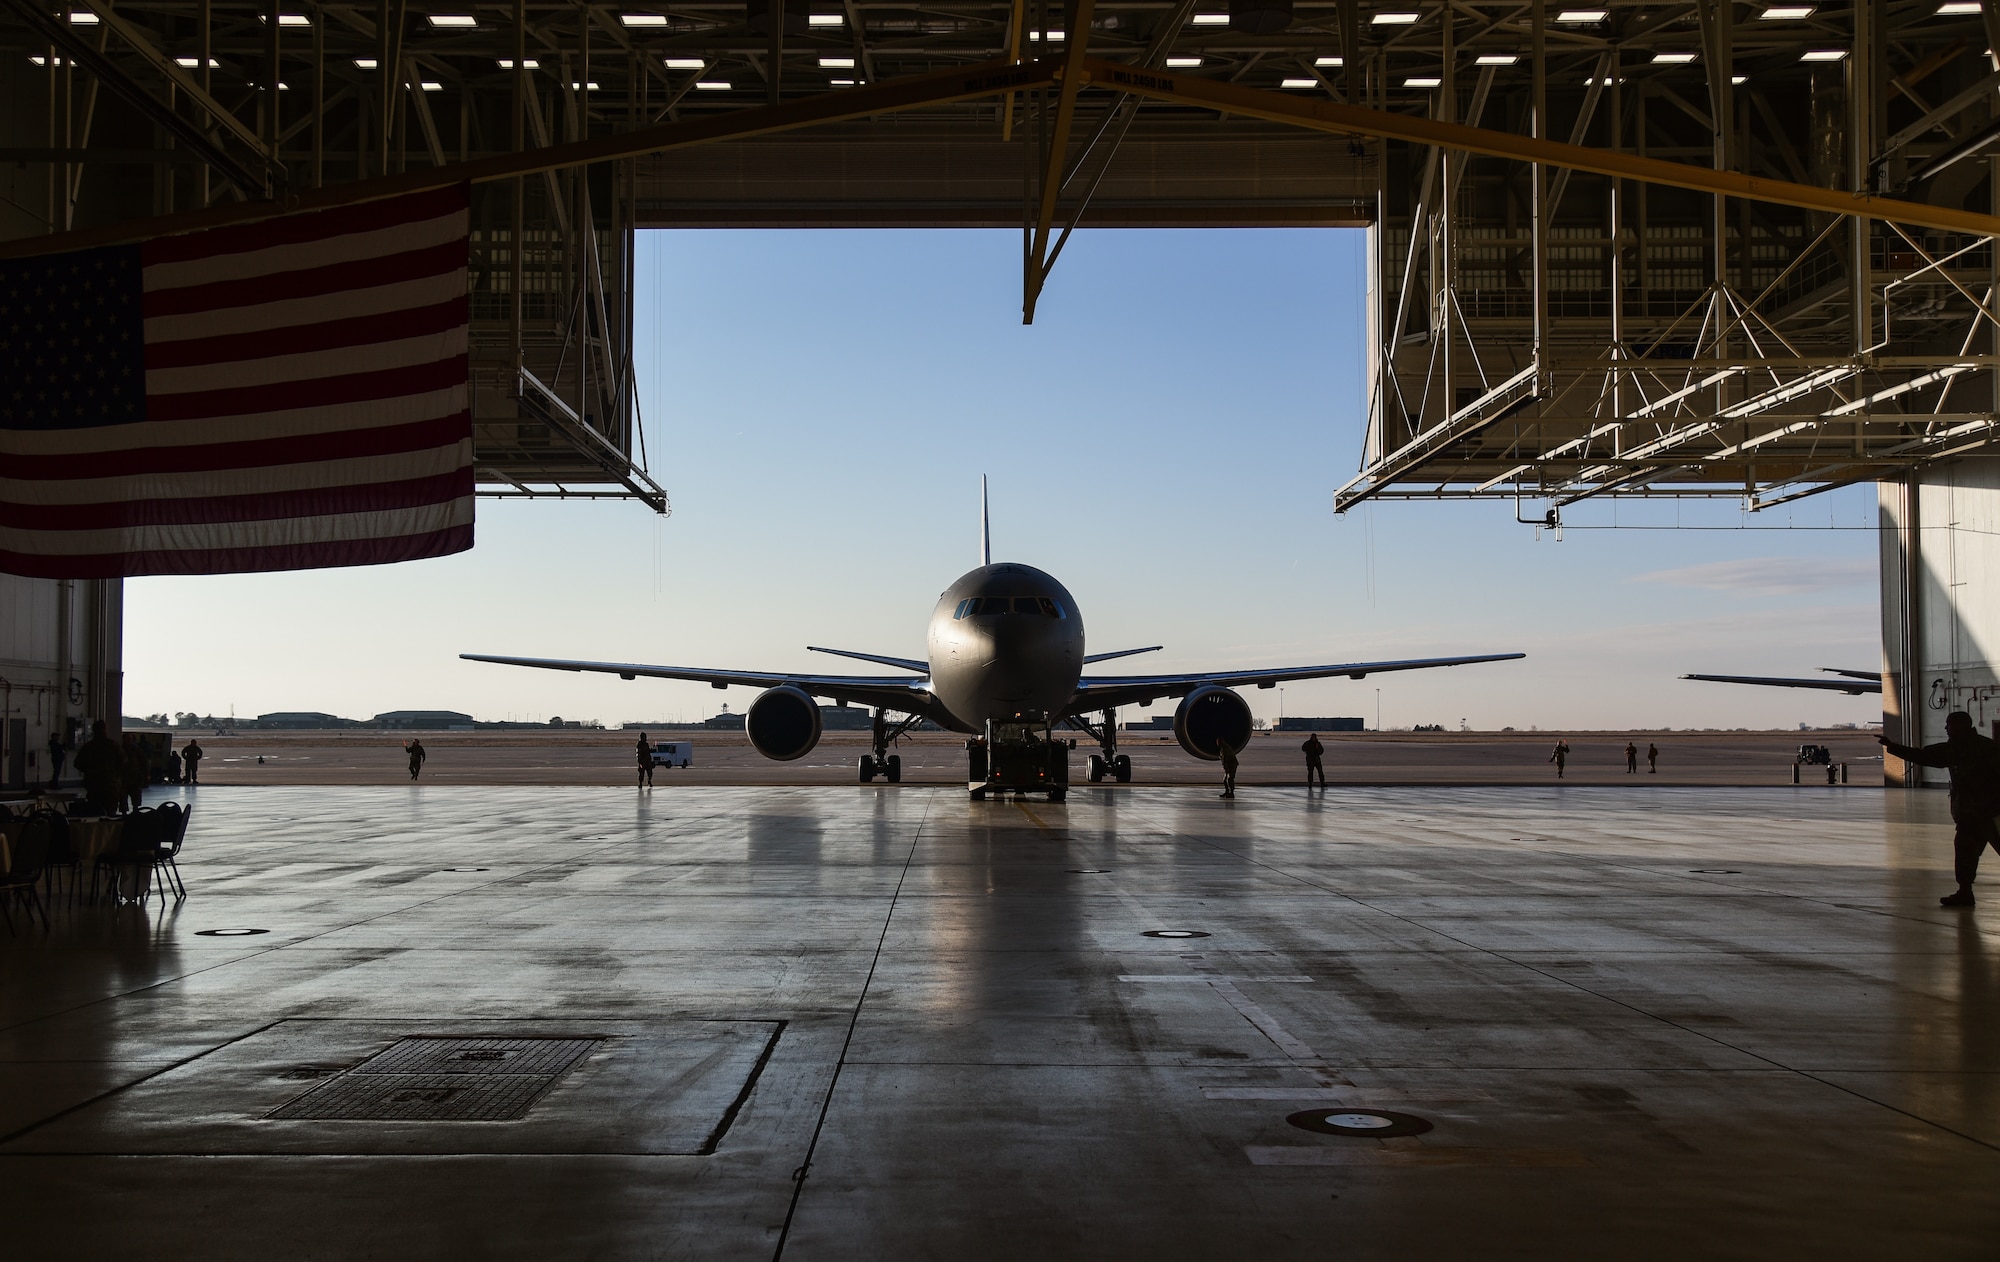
[0,57,1060,259]
[1081,58,2000,240]
[1024,0,1098,323]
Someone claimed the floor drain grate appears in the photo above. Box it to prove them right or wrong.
[269,1037,599,1121]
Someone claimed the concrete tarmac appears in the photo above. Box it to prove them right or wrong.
[1,782,1993,1258]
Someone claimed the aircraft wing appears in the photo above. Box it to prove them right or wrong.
[1681,672,1882,695]
[1067,652,1526,714]
[459,653,949,720]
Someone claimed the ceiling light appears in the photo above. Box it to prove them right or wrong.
[353,58,379,68]
[1282,77,1318,87]
[570,81,600,90]
[1800,48,1848,61]
[1555,9,1607,21]
[1191,12,1230,23]
[1653,51,1696,63]
[1166,56,1202,67]
[421,80,444,90]
[280,12,309,23]
[1403,75,1441,87]
[177,56,223,67]
[831,78,858,85]
[808,12,843,23]
[694,79,730,89]
[30,55,73,64]
[1372,11,1419,24]
[1759,4,1814,16]
[1315,55,1344,66]
[663,57,705,68]
[1474,53,1517,65]
[1732,74,1747,84]
[1939,1,1981,13]
[1029,29,1064,39]
[426,15,477,28]
[68,10,98,23]
[819,56,854,67]
[621,13,669,25]
[498,58,539,69]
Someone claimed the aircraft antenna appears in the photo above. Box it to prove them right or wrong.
[980,475,991,567]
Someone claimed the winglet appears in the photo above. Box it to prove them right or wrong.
[980,475,991,567]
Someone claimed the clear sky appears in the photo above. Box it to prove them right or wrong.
[124,227,1883,731]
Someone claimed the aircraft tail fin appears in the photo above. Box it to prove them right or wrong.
[980,475,991,567]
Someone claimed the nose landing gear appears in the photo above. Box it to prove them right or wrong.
[1071,709,1132,783]
[859,708,922,783]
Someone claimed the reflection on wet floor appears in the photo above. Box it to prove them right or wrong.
[0,784,1995,1258]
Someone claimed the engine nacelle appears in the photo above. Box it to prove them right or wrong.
[746,685,822,761]
[1174,686,1254,761]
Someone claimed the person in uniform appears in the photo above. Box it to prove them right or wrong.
[407,739,427,781]
[1880,711,2000,907]
[1218,737,1240,799]
[636,733,655,787]
[121,735,150,813]
[1647,743,1659,774]
[74,721,124,814]
[182,738,204,785]
[1625,741,1639,774]
[46,729,66,788]
[1301,732,1326,789]
[1550,739,1569,779]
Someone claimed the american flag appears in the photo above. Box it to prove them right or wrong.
[0,186,474,578]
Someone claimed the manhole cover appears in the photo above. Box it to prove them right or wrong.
[269,1037,600,1121]
[1143,930,1210,939]
[196,929,269,937]
[1287,1109,1433,1138]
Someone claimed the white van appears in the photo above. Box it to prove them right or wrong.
[650,741,692,768]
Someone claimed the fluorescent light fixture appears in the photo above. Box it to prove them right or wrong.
[68,11,98,23]
[177,56,223,67]
[1372,10,1419,24]
[421,80,444,90]
[498,58,540,68]
[1759,4,1814,16]
[1029,29,1064,39]
[426,14,477,27]
[663,57,704,69]
[1653,51,1696,63]
[620,13,669,25]
[1555,9,1608,21]
[1315,55,1344,66]
[694,79,730,89]
[1733,74,1747,84]
[569,81,600,90]
[1167,56,1203,67]
[1800,47,1848,61]
[1582,76,1625,85]
[808,12,843,23]
[1403,75,1441,87]
[353,58,379,68]
[1191,12,1230,23]
[1939,1,1982,13]
[1474,53,1517,65]
[30,55,73,64]
[831,78,858,85]
[819,56,854,67]
[1282,77,1318,87]
[279,13,310,24]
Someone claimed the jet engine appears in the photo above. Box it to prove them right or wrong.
[1174,686,1254,761]
[746,685,822,761]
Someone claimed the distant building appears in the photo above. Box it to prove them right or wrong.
[257,712,359,729]
[372,710,476,730]
[1124,715,1176,731]
[820,706,876,730]
[703,705,744,730]
[1274,717,1366,732]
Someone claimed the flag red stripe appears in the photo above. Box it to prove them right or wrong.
[142,185,470,268]
[0,523,475,579]
[144,296,468,371]
[146,355,467,423]
[9,411,469,480]
[141,240,465,319]
[0,468,470,531]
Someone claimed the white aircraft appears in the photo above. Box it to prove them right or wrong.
[464,482,1524,799]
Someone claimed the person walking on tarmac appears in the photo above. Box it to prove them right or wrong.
[1550,738,1570,779]
[74,721,124,814]
[406,738,427,781]
[1625,741,1639,774]
[1301,732,1326,789]
[1881,711,2000,907]
[1218,736,1240,799]
[181,738,204,785]
[1647,742,1659,774]
[636,733,655,787]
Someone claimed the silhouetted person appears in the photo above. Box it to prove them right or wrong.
[168,748,183,784]
[407,739,427,781]
[1625,741,1638,774]
[1881,710,2000,907]
[636,733,654,787]
[182,738,204,785]
[121,735,149,813]
[1647,743,1659,774]
[46,730,65,787]
[1550,739,1569,779]
[1218,737,1239,799]
[1301,732,1326,788]
[74,721,123,814]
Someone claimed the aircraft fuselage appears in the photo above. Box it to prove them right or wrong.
[926,563,1084,731]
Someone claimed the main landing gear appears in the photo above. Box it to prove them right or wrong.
[859,708,923,783]
[1068,708,1132,783]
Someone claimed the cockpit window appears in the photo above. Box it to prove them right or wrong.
[1039,597,1065,619]
[954,599,973,619]
[976,597,1010,615]
[1013,597,1041,614]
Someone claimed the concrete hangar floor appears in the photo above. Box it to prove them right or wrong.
[2,783,1996,1258]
